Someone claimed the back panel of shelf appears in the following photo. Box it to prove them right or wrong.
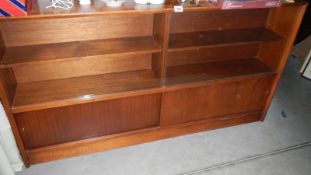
[1,14,154,46]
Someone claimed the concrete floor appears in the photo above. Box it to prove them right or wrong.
[17,56,311,175]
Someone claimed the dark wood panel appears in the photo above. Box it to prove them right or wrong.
[161,76,273,125]
[2,36,161,66]
[167,43,259,67]
[15,93,161,149]
[0,14,153,46]
[12,70,161,113]
[166,58,275,86]
[169,28,283,50]
[170,9,269,33]
[28,111,260,164]
[13,53,152,83]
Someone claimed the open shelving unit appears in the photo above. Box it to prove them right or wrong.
[165,10,283,87]
[1,13,167,114]
[0,0,307,167]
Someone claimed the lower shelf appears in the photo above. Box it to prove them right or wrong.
[166,58,275,86]
[12,69,161,113]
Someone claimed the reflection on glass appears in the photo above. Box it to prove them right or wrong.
[81,94,94,100]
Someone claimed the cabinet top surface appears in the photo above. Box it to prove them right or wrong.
[0,0,305,20]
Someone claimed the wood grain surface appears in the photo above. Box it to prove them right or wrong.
[15,94,161,149]
[0,3,305,166]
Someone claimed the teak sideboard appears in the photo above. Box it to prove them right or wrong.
[0,0,307,167]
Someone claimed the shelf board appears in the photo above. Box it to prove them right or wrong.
[2,36,161,66]
[168,28,283,51]
[0,0,218,19]
[0,1,303,20]
[12,69,161,113]
[166,58,276,86]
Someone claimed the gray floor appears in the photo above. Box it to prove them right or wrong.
[17,56,311,175]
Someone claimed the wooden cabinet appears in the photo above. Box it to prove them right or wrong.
[0,0,307,167]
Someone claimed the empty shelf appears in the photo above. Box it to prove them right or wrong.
[12,70,161,113]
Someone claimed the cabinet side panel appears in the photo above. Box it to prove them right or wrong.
[258,3,307,120]
[15,94,161,149]
[0,30,29,166]
[0,75,30,166]
[0,30,16,104]
[161,76,274,126]
[1,15,154,46]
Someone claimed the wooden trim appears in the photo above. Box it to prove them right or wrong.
[28,111,261,164]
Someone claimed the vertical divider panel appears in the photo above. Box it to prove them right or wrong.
[258,3,307,121]
[152,13,171,83]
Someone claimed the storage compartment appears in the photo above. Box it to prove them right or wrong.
[166,10,283,87]
[15,93,162,149]
[161,75,274,126]
[0,13,166,113]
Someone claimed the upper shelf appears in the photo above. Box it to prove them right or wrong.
[1,36,161,66]
[0,0,302,20]
[0,0,218,20]
[168,28,284,51]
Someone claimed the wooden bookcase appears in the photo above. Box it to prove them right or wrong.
[0,0,307,167]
